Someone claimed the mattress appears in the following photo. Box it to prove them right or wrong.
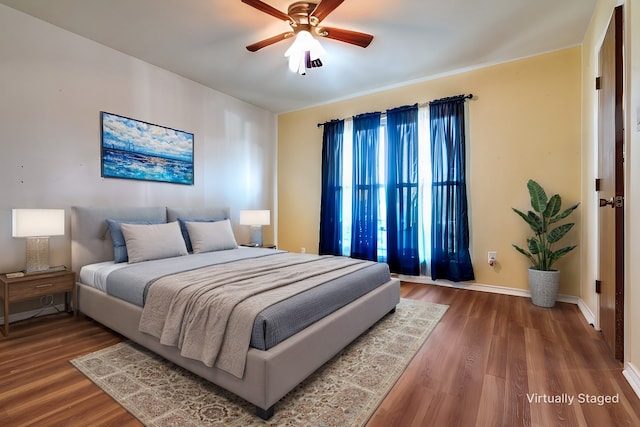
[78,260,127,292]
[79,248,392,350]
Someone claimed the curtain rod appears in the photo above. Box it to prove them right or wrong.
[425,93,473,106]
[317,93,473,127]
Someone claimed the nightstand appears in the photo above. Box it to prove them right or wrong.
[0,269,76,337]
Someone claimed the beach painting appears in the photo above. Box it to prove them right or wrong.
[101,112,194,185]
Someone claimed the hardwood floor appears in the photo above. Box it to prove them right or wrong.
[1,282,639,426]
[370,283,640,427]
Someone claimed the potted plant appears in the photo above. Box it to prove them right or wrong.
[512,179,579,307]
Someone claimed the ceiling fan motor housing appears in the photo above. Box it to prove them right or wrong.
[243,0,373,52]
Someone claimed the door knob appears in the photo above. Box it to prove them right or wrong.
[599,197,614,207]
[599,196,624,208]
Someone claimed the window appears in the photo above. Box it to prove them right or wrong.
[335,108,430,273]
[340,118,389,261]
[320,95,473,280]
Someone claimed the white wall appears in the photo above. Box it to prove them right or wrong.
[0,6,277,287]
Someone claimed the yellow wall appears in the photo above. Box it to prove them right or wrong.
[278,47,582,295]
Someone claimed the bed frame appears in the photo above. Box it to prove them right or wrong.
[71,206,401,419]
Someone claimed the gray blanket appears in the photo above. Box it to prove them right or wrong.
[139,252,370,378]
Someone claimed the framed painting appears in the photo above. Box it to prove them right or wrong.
[100,112,194,185]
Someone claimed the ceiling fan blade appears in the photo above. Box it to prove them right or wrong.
[246,32,294,52]
[319,27,374,48]
[241,0,291,21]
[311,0,344,23]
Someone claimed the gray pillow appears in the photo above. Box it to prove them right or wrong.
[177,217,225,252]
[106,219,164,263]
[120,221,188,263]
[185,219,238,253]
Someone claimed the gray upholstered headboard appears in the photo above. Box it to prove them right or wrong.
[70,206,230,273]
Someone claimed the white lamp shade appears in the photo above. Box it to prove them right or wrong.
[239,210,270,226]
[12,209,65,237]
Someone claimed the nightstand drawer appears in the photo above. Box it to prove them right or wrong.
[8,275,74,302]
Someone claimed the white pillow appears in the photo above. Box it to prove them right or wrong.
[185,219,238,253]
[120,221,188,263]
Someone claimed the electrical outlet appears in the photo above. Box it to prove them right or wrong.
[488,251,497,266]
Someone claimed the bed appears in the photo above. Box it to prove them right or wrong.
[71,206,400,419]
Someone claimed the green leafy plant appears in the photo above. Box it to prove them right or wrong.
[512,179,579,271]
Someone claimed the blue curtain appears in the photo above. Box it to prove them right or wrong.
[351,112,381,261]
[319,119,344,255]
[386,104,420,275]
[430,96,475,281]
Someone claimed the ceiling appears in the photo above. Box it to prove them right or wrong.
[0,0,596,113]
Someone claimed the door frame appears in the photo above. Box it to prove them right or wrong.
[596,5,625,362]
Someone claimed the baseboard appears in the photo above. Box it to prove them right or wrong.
[396,274,531,297]
[623,362,640,400]
[396,274,588,316]
[395,274,581,301]
[576,298,597,329]
[0,304,66,326]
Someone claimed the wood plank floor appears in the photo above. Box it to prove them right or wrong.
[1,282,639,426]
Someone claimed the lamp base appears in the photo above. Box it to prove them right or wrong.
[249,225,264,247]
[25,237,50,273]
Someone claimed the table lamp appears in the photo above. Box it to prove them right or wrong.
[12,209,65,273]
[239,210,270,246]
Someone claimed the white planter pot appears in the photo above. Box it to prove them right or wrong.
[528,268,560,307]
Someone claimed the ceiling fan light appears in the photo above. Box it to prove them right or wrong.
[284,30,312,57]
[285,47,305,73]
[284,30,325,74]
[294,54,307,74]
[308,38,326,61]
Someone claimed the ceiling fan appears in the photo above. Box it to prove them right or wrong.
[242,0,374,53]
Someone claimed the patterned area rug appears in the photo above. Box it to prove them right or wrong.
[71,298,447,426]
